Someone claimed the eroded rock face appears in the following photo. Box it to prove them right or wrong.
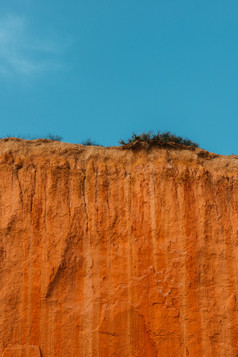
[2,345,41,357]
[0,139,238,356]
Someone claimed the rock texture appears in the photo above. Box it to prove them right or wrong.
[0,138,238,356]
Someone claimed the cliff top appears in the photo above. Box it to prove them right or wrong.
[0,137,237,172]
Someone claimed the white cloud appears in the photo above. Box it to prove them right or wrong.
[0,15,68,76]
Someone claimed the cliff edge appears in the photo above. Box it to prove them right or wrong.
[0,138,238,356]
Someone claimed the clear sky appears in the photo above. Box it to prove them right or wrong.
[0,0,237,154]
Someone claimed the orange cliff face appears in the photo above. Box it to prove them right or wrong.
[0,138,238,356]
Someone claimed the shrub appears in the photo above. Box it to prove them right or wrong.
[119,131,199,149]
[81,138,101,146]
[46,134,63,141]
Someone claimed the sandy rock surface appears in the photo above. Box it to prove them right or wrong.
[0,138,238,356]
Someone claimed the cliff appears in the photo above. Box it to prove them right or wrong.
[0,139,238,356]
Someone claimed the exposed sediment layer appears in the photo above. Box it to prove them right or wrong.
[0,139,238,356]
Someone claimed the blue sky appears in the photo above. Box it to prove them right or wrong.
[0,0,237,154]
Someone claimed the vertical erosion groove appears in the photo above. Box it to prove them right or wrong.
[124,162,132,356]
[149,163,157,273]
[82,165,93,357]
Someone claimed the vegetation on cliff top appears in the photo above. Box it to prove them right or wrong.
[119,131,199,150]
[1,131,199,150]
[80,138,101,146]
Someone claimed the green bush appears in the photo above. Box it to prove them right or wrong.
[119,131,199,148]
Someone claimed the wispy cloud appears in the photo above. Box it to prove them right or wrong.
[0,15,69,76]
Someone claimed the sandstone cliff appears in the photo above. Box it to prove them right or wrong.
[0,139,238,356]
